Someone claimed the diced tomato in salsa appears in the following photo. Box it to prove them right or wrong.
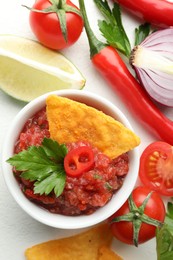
[14,107,50,153]
[13,108,129,216]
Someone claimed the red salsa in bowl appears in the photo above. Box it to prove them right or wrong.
[13,108,129,216]
[3,90,140,229]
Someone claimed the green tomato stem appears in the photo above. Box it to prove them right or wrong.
[111,191,164,247]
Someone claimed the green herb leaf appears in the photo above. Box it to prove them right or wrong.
[94,0,113,23]
[164,201,173,236]
[94,0,131,57]
[7,138,68,197]
[34,170,66,197]
[42,138,68,163]
[135,23,151,46]
[98,20,129,56]
[156,200,173,260]
[105,182,113,190]
[167,201,173,219]
[93,173,102,179]
[156,224,173,260]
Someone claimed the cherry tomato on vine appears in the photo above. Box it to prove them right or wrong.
[64,146,95,177]
[109,186,165,246]
[139,141,173,196]
[26,0,84,50]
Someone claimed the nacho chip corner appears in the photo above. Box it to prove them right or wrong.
[46,95,140,159]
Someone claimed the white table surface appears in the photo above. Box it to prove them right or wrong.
[0,1,172,259]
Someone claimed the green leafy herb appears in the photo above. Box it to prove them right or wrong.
[7,138,68,197]
[105,182,113,191]
[41,137,67,163]
[156,200,173,260]
[94,0,131,57]
[34,171,66,197]
[166,201,173,219]
[135,23,151,46]
[93,173,102,180]
[165,201,173,235]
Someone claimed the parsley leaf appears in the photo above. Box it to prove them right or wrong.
[34,171,66,197]
[156,200,173,260]
[135,23,151,46]
[42,138,68,163]
[94,0,131,57]
[165,201,173,235]
[7,138,68,197]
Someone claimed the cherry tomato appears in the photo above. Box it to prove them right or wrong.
[109,186,165,246]
[139,141,173,196]
[64,146,95,177]
[29,0,84,50]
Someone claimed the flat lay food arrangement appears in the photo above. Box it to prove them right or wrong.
[0,1,173,260]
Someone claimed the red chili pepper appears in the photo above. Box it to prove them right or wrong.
[64,146,95,177]
[115,0,173,28]
[79,0,173,145]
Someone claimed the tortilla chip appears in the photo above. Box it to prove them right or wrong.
[98,245,123,260]
[46,95,140,159]
[25,223,113,260]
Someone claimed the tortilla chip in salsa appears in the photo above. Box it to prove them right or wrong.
[46,95,140,159]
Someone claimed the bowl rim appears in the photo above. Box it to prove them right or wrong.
[2,89,139,229]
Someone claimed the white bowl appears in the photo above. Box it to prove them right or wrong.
[2,90,139,229]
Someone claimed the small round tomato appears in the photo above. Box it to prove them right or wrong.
[64,146,95,177]
[139,141,173,196]
[109,186,165,246]
[28,0,84,50]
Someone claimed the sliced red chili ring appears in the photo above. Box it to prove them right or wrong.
[64,146,95,177]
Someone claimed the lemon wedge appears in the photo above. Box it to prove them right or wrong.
[0,35,85,102]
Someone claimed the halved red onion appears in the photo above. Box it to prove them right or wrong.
[130,28,173,107]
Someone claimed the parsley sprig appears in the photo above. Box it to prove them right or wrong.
[94,0,131,57]
[7,138,68,197]
[156,200,173,260]
[135,23,150,46]
[94,0,151,57]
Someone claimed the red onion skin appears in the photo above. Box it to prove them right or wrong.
[115,0,173,28]
[92,46,173,144]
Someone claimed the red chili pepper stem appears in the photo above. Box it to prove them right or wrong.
[79,0,173,144]
[79,0,105,57]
